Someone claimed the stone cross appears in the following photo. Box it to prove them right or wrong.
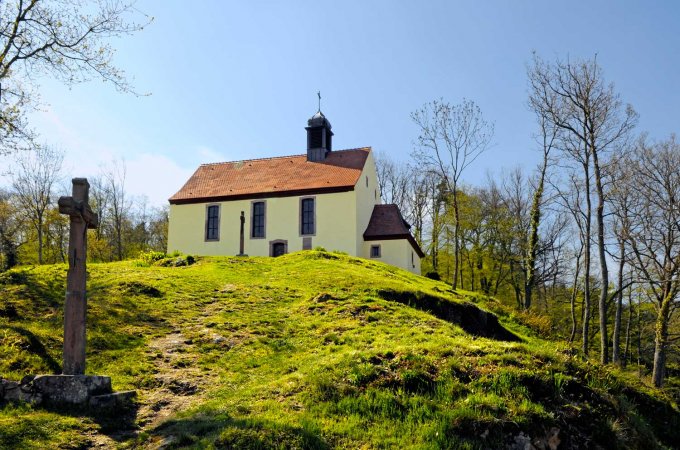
[238,211,246,256]
[58,178,99,375]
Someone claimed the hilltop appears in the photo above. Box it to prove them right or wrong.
[1,251,679,449]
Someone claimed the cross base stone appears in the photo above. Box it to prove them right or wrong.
[0,374,134,410]
[32,375,111,405]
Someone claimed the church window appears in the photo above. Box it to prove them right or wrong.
[251,201,266,238]
[301,197,315,235]
[370,245,381,258]
[205,204,220,241]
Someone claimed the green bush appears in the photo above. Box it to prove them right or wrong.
[138,250,167,265]
[425,271,441,281]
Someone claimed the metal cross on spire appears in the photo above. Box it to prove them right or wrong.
[317,91,321,112]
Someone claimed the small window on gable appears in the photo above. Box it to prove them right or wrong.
[412,250,415,268]
[366,176,368,187]
[252,201,265,238]
[370,245,381,258]
[206,205,220,241]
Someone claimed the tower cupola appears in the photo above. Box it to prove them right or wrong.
[306,93,333,161]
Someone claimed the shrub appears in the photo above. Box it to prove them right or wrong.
[515,310,553,336]
[152,253,197,267]
[425,271,441,281]
[138,250,166,265]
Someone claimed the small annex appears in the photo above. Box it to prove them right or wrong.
[167,108,423,274]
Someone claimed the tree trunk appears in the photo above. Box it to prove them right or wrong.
[470,264,475,291]
[509,259,522,309]
[582,177,592,356]
[524,161,546,310]
[612,239,625,364]
[37,218,44,264]
[592,148,610,365]
[636,292,642,377]
[431,196,440,272]
[452,187,460,290]
[623,287,632,368]
[652,295,672,387]
[569,251,582,344]
[116,218,123,261]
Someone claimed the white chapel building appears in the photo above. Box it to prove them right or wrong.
[167,110,423,274]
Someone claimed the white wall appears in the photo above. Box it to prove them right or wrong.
[363,239,421,275]
[168,190,358,256]
[355,150,381,256]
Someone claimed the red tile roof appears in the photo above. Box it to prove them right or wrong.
[363,204,425,257]
[169,147,370,204]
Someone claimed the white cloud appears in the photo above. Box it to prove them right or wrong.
[124,153,194,207]
[10,107,226,207]
[194,145,228,164]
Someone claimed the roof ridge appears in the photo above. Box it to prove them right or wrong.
[199,147,372,167]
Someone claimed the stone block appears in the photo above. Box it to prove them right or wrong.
[1,378,43,405]
[88,390,137,409]
[31,375,112,405]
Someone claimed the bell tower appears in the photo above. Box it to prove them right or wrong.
[306,92,333,162]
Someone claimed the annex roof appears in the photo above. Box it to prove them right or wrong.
[363,204,425,257]
[169,147,371,204]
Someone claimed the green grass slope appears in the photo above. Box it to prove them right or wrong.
[1,250,679,449]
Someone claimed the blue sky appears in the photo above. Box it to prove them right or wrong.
[7,0,680,206]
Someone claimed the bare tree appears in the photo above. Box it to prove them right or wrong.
[567,241,584,344]
[103,158,129,261]
[625,137,680,387]
[477,177,515,296]
[0,0,151,152]
[411,99,494,288]
[503,168,531,307]
[610,152,636,365]
[409,172,432,247]
[501,167,568,310]
[374,152,419,219]
[553,172,592,354]
[375,152,434,260]
[147,205,169,252]
[529,54,637,363]
[11,145,64,263]
[526,69,560,310]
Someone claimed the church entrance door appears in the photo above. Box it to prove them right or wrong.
[272,242,286,257]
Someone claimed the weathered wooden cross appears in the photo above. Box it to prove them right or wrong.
[58,178,99,375]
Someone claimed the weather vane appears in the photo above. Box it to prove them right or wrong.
[317,91,321,112]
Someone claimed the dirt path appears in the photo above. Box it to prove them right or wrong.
[84,329,216,449]
[138,331,214,445]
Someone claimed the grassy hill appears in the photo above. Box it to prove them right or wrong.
[1,250,679,449]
